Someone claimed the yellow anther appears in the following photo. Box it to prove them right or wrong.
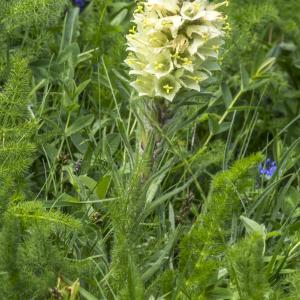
[142,19,150,26]
[161,20,172,26]
[186,75,201,82]
[182,57,192,65]
[154,62,164,70]
[201,32,209,40]
[134,5,144,13]
[163,84,174,94]
[129,26,137,34]
[223,22,231,31]
[172,53,180,59]
[192,76,201,82]
[217,0,229,7]
[150,37,159,43]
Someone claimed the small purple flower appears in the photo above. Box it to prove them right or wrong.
[259,158,277,180]
[73,159,82,174]
[72,0,86,11]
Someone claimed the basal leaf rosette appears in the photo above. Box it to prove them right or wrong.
[126,0,228,102]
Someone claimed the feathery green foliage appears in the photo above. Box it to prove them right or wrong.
[1,0,68,33]
[180,153,263,298]
[0,57,36,200]
[226,232,269,299]
[0,212,82,299]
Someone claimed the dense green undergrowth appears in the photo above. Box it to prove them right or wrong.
[0,0,299,299]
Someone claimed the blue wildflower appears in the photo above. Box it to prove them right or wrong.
[72,0,86,11]
[259,158,277,180]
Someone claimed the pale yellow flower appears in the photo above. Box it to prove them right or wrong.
[155,74,181,101]
[146,49,174,78]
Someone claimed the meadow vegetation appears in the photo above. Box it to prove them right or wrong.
[0,0,300,299]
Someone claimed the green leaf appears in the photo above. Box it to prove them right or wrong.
[283,186,300,215]
[116,119,134,164]
[128,256,145,300]
[111,9,128,26]
[43,193,79,208]
[146,163,171,204]
[227,106,257,112]
[255,57,276,76]
[65,114,94,137]
[240,64,250,91]
[221,83,233,108]
[78,175,97,191]
[106,133,121,155]
[60,7,79,51]
[169,203,175,231]
[43,143,58,163]
[208,115,230,135]
[208,115,220,135]
[74,79,91,99]
[240,216,266,237]
[57,43,80,64]
[141,229,180,282]
[70,133,88,153]
[95,175,111,199]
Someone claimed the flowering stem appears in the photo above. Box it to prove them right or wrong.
[137,99,161,177]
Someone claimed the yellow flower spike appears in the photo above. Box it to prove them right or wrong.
[126,0,226,101]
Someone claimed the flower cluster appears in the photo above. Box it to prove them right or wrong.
[259,159,277,180]
[125,0,227,101]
